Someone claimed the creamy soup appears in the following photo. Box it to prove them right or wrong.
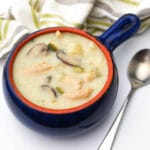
[13,31,108,109]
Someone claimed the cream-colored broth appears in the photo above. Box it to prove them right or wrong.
[13,31,108,109]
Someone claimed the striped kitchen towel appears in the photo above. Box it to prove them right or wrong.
[0,0,150,58]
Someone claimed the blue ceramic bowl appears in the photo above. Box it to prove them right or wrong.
[3,14,140,134]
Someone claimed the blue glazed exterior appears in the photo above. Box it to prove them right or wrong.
[3,14,140,134]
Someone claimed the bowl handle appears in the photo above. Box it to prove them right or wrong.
[96,14,140,52]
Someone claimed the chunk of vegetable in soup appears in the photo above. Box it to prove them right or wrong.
[13,31,108,109]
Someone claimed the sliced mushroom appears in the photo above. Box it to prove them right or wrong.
[56,50,80,66]
[27,43,49,56]
[41,85,57,98]
[46,75,52,83]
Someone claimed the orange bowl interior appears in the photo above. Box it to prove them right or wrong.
[8,27,114,114]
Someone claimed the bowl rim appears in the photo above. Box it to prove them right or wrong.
[7,27,114,114]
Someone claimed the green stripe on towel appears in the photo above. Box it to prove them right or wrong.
[40,13,82,28]
[118,0,140,6]
[40,20,66,26]
[31,8,39,29]
[140,22,150,31]
[0,19,3,41]
[3,20,10,40]
[90,28,101,34]
[87,19,111,27]
[33,0,40,12]
[29,0,32,7]
[41,13,65,21]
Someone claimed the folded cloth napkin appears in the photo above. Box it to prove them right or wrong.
[0,0,150,59]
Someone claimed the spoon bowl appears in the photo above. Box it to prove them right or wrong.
[128,49,150,88]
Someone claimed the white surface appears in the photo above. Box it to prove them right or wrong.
[0,1,150,150]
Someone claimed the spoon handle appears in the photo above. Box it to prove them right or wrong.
[97,89,134,150]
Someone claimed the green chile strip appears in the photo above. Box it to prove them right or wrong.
[56,87,64,94]
[47,43,58,51]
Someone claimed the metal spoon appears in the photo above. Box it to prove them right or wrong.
[97,49,150,150]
